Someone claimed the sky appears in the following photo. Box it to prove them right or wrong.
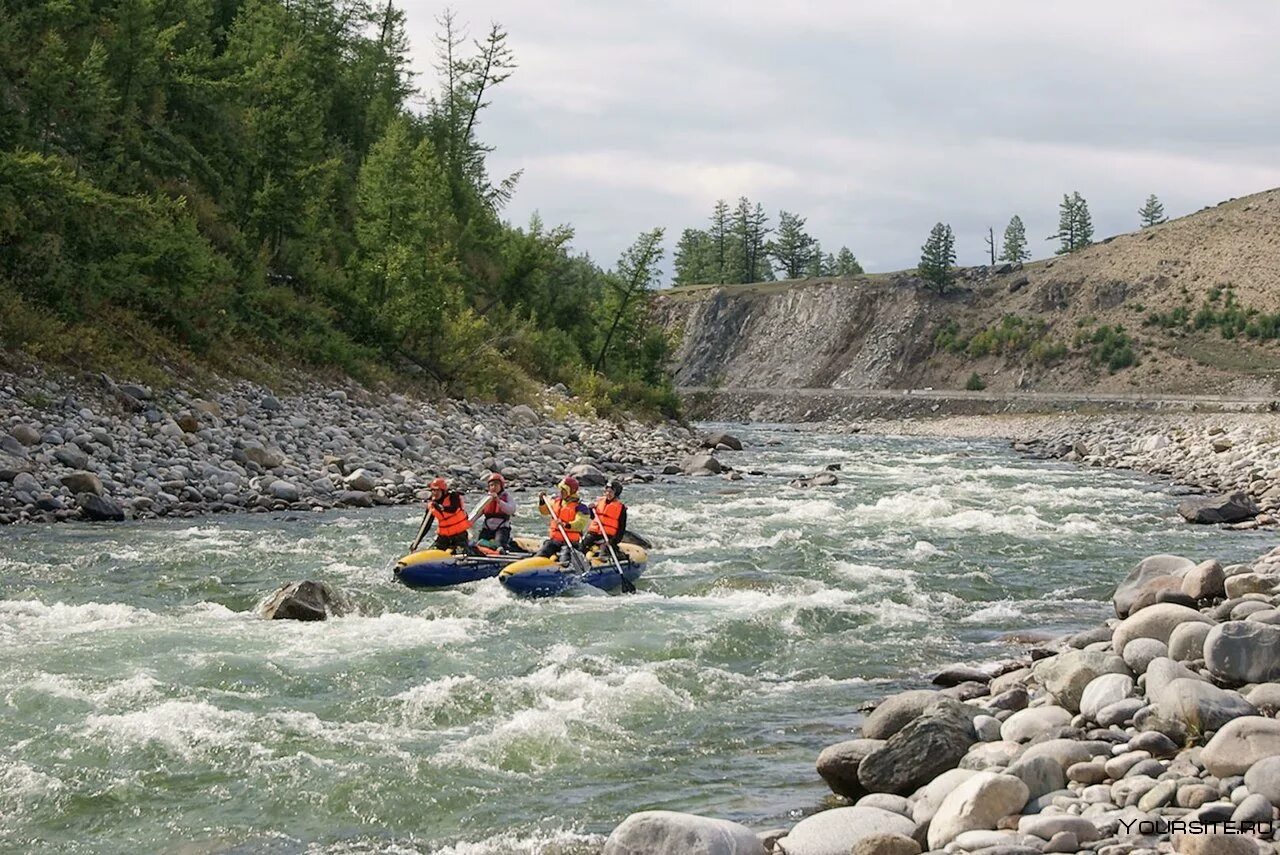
[399,0,1280,277]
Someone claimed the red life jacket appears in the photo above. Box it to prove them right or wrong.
[430,493,470,537]
[548,496,583,543]
[588,497,624,538]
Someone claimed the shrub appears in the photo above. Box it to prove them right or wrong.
[964,371,986,391]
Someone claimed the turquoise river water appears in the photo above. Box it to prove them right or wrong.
[1,425,1275,854]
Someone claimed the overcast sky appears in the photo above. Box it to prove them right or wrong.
[399,1,1280,277]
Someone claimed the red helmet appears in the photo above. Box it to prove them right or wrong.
[487,472,506,487]
[429,477,449,492]
[558,475,579,495]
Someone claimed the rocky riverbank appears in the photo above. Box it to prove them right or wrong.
[604,544,1280,855]
[0,367,693,525]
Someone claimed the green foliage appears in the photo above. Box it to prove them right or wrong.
[1143,286,1280,343]
[999,215,1030,263]
[935,315,1066,365]
[834,246,863,276]
[1139,194,1167,228]
[1075,325,1138,372]
[0,3,677,415]
[964,371,986,391]
[919,223,956,291]
[769,210,817,279]
[1050,192,1093,254]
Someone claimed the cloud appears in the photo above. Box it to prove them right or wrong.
[400,0,1280,272]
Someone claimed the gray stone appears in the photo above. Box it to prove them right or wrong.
[1145,657,1206,701]
[1113,603,1212,654]
[336,490,374,508]
[239,442,285,469]
[1033,649,1130,712]
[1201,716,1280,776]
[1114,554,1196,618]
[1178,492,1260,524]
[1243,755,1280,805]
[1181,560,1226,601]
[1168,622,1214,662]
[1096,698,1146,727]
[344,468,378,492]
[77,493,124,521]
[909,768,978,824]
[1151,678,1257,733]
[1006,754,1066,800]
[858,706,977,794]
[861,690,941,740]
[1245,682,1280,713]
[1128,730,1179,759]
[567,463,608,486]
[700,432,743,451]
[926,771,1029,849]
[973,714,1003,742]
[1067,760,1108,785]
[849,833,919,855]
[1016,814,1101,844]
[775,807,915,855]
[268,481,300,502]
[54,445,90,469]
[1018,738,1094,772]
[1122,637,1169,674]
[10,424,41,445]
[1230,792,1272,825]
[60,471,104,496]
[816,739,884,799]
[1205,621,1280,685]
[259,580,347,621]
[603,811,765,855]
[852,793,912,818]
[681,453,724,476]
[1001,706,1072,742]
[1043,830,1080,853]
[1080,673,1136,721]
[1171,832,1260,854]
[1226,573,1280,599]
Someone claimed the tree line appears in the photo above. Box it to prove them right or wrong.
[672,198,863,286]
[917,192,1171,291]
[0,1,675,415]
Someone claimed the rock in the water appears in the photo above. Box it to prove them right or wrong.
[1205,621,1280,685]
[816,739,884,799]
[1032,649,1129,712]
[1178,492,1260,524]
[858,705,977,794]
[775,807,915,855]
[927,771,1030,849]
[1201,716,1280,776]
[681,453,724,476]
[603,810,765,855]
[861,690,940,740]
[78,493,124,521]
[700,432,743,451]
[1112,602,1212,654]
[260,580,346,621]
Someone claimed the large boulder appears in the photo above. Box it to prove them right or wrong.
[1178,492,1260,524]
[1079,674,1135,721]
[700,432,743,451]
[60,472,104,496]
[815,739,884,799]
[681,453,724,476]
[926,771,1029,850]
[775,807,915,855]
[1243,755,1280,805]
[861,690,941,739]
[53,444,90,469]
[858,704,977,794]
[77,493,125,522]
[1168,622,1214,662]
[259,581,347,621]
[1205,621,1280,685]
[1151,678,1257,733]
[1182,560,1226,601]
[238,442,285,469]
[567,463,608,487]
[1005,754,1065,801]
[344,468,378,492]
[909,768,978,824]
[850,834,919,855]
[1201,716,1280,776]
[1112,602,1212,654]
[1000,706,1072,743]
[1032,649,1129,712]
[1113,554,1195,617]
[603,811,765,855]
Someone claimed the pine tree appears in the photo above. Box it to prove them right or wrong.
[769,210,817,279]
[730,197,771,283]
[999,215,1030,263]
[707,199,731,283]
[919,223,956,292]
[1139,194,1167,228]
[1049,191,1093,254]
[673,227,713,285]
[834,246,863,276]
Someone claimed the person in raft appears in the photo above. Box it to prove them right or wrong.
[536,476,591,559]
[581,479,627,555]
[476,472,518,553]
[421,476,470,553]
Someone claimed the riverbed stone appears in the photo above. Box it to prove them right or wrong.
[1016,814,1101,844]
[1151,678,1257,733]
[926,771,1029,849]
[259,580,346,621]
[849,833,919,855]
[774,806,914,855]
[1006,754,1066,800]
[1178,492,1261,524]
[1201,716,1280,776]
[1168,622,1214,662]
[1205,621,1280,685]
[1113,603,1212,654]
[680,453,723,476]
[1114,554,1196,618]
[1033,649,1129,712]
[603,811,765,855]
[816,739,884,798]
[1001,705,1073,743]
[860,690,940,740]
[858,704,977,794]
[1171,831,1260,854]
[1182,560,1226,601]
[1243,755,1280,804]
[1097,698,1146,727]
[1080,673,1136,721]
[77,493,124,521]
[1121,637,1168,674]
[1225,573,1280,599]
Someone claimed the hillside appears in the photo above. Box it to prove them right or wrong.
[657,188,1280,399]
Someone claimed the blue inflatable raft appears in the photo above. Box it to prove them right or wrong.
[393,536,541,588]
[497,543,648,597]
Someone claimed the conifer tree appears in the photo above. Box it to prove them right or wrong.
[770,210,817,279]
[1000,215,1030,263]
[834,246,863,275]
[919,223,956,292]
[673,228,713,285]
[1049,192,1093,254]
[1139,194,1167,228]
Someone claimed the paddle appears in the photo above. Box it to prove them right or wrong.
[620,530,652,550]
[539,493,591,576]
[592,507,636,594]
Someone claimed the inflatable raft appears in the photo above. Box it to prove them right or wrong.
[497,543,648,597]
[393,536,542,588]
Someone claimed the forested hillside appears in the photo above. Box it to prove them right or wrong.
[0,1,675,415]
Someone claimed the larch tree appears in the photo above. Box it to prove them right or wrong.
[1139,194,1167,228]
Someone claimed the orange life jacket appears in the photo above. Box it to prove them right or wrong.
[547,496,583,543]
[430,493,470,537]
[588,497,624,538]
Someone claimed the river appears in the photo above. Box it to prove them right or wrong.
[1,425,1273,853]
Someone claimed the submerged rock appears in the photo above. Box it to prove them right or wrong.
[603,810,765,855]
[260,580,347,621]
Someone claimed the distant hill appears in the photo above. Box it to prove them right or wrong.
[657,188,1280,398]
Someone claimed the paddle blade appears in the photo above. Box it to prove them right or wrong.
[620,531,652,549]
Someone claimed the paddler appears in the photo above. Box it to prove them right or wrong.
[414,476,471,553]
[477,472,517,553]
[581,479,627,555]
[535,475,591,558]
